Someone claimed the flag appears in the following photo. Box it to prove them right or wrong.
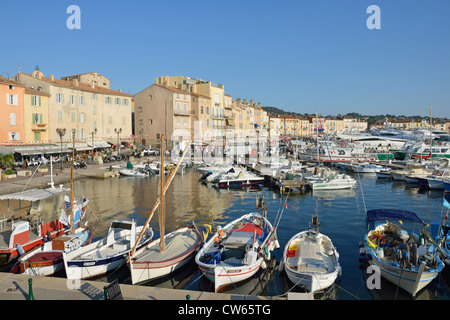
[443,198,450,210]
[59,208,70,227]
[284,201,288,209]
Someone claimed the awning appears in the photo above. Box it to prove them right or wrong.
[0,187,70,201]
[87,141,111,148]
[69,143,91,151]
[366,209,423,224]
[12,145,66,155]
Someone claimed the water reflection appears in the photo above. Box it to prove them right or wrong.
[66,169,450,300]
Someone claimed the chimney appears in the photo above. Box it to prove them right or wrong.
[258,102,261,108]
[74,78,79,86]
[119,88,122,92]
[49,74,54,81]
[91,81,95,88]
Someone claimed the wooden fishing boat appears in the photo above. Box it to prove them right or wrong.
[15,227,93,276]
[195,210,276,293]
[129,135,204,284]
[63,219,153,280]
[281,216,341,293]
[362,209,445,298]
[0,188,89,268]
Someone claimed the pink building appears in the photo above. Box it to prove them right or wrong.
[0,76,25,144]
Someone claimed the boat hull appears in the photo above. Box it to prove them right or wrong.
[283,230,340,293]
[195,212,275,292]
[129,226,203,284]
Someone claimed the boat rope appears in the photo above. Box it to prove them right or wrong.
[355,169,367,213]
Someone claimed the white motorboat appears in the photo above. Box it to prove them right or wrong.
[308,174,356,190]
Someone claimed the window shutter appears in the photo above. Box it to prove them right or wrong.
[38,96,41,106]
[39,114,43,124]
[31,95,34,106]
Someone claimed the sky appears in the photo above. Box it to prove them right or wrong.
[1,0,449,118]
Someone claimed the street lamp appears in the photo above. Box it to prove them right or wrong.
[90,128,97,157]
[56,128,66,171]
[114,128,122,157]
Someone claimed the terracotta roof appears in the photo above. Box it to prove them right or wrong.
[153,84,210,99]
[0,75,24,87]
[19,73,132,97]
[24,87,51,96]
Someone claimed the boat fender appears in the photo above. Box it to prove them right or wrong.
[15,243,25,256]
[261,260,267,269]
[274,239,280,249]
[359,247,366,256]
[278,260,284,272]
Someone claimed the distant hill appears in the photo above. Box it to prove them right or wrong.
[261,107,448,123]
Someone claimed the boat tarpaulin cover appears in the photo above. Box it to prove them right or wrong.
[0,188,69,201]
[366,209,423,224]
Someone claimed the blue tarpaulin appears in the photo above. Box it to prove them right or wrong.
[366,209,424,224]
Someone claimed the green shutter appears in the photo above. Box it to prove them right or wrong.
[31,95,34,105]
[38,96,41,106]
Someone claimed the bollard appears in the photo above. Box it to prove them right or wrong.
[28,278,34,300]
[186,294,190,300]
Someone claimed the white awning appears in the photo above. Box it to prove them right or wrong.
[0,187,70,201]
[87,141,111,148]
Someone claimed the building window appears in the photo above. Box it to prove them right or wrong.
[71,95,76,105]
[115,98,120,105]
[56,93,63,104]
[92,93,97,101]
[105,97,111,104]
[32,95,40,106]
[71,112,76,123]
[123,98,129,106]
[6,94,18,105]
[8,132,20,141]
[32,113,42,124]
[79,112,86,123]
[79,96,85,106]
[10,113,16,125]
[58,111,63,122]
[93,105,97,115]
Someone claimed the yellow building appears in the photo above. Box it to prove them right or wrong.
[23,87,50,143]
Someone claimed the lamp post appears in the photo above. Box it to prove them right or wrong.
[114,128,122,157]
[90,128,97,158]
[56,128,66,171]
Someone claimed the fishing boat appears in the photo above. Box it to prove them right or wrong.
[362,209,445,298]
[376,168,392,179]
[213,170,264,189]
[281,216,341,293]
[417,169,450,190]
[14,142,95,277]
[195,206,277,292]
[444,181,450,193]
[63,219,154,280]
[15,227,93,277]
[308,174,356,190]
[128,135,204,284]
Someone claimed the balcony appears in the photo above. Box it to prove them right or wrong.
[31,123,47,131]
[173,110,191,117]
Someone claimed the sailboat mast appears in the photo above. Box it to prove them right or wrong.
[160,134,165,252]
[70,129,75,234]
[429,106,433,157]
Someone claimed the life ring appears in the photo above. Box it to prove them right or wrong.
[339,142,343,146]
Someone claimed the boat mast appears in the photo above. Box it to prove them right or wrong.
[70,129,75,234]
[429,106,433,158]
[159,134,165,252]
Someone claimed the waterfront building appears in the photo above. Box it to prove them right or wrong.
[0,76,25,144]
[134,83,193,150]
[13,68,133,146]
[23,87,50,143]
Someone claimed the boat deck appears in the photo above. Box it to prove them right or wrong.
[135,228,198,263]
[286,233,335,274]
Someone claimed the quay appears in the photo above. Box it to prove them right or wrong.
[0,270,313,300]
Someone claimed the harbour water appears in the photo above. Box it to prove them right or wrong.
[68,168,450,300]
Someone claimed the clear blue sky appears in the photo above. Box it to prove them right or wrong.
[1,0,449,118]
